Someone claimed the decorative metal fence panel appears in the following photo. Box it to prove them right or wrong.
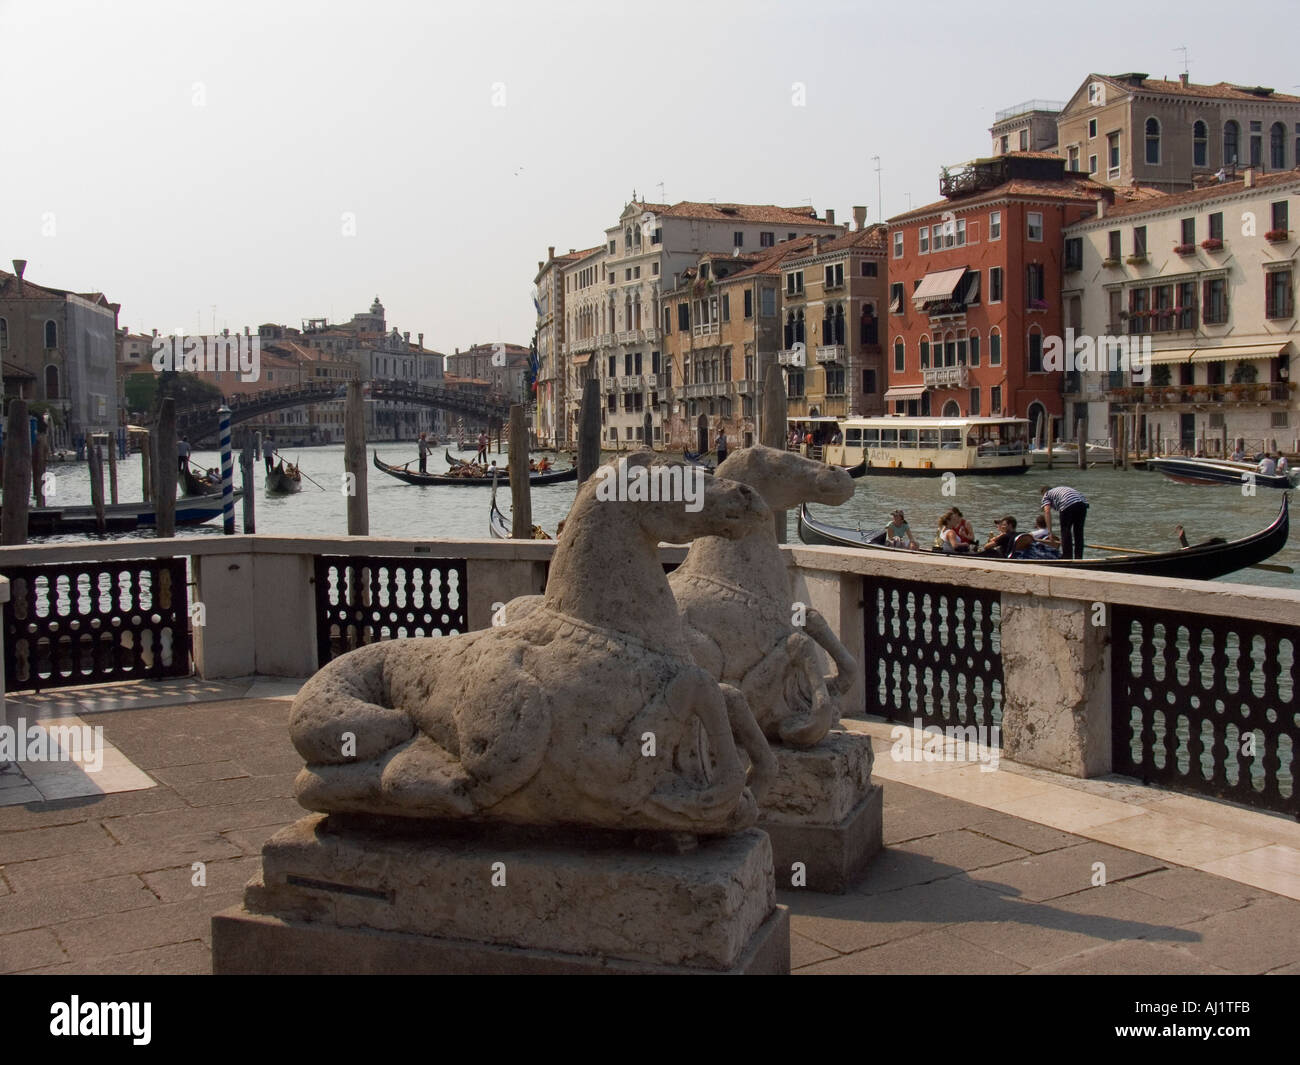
[1112,605,1297,816]
[862,576,1003,735]
[314,556,467,666]
[1,558,191,692]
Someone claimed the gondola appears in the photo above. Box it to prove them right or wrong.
[265,460,303,495]
[374,451,577,487]
[839,459,868,478]
[180,462,219,497]
[9,490,244,535]
[796,496,1290,581]
[1145,456,1298,490]
[488,473,552,539]
[683,449,716,471]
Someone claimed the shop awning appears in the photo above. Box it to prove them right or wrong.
[1188,343,1291,362]
[883,385,927,400]
[1145,348,1198,365]
[911,267,968,304]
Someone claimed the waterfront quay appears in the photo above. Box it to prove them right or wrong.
[0,533,1296,974]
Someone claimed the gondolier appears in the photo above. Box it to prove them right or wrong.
[716,428,728,463]
[1040,484,1088,560]
[177,436,191,473]
[263,435,276,472]
[417,432,430,474]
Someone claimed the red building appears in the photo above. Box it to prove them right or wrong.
[884,152,1111,434]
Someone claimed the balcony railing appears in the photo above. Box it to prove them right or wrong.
[617,330,637,344]
[603,377,617,393]
[643,328,659,342]
[924,300,968,321]
[618,374,644,390]
[816,345,845,364]
[692,321,720,337]
[922,365,969,389]
[1107,382,1293,407]
[777,348,807,367]
[734,379,757,395]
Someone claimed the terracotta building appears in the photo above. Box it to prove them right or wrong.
[884,152,1113,434]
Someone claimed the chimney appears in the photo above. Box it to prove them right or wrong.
[152,328,159,338]
[813,237,822,255]
[548,246,555,259]
[1179,73,1189,87]
[825,209,835,226]
[12,259,25,294]
[404,331,410,343]
[852,206,867,231]
[1096,198,1106,219]
[1244,167,1256,188]
[244,325,250,336]
[418,333,424,349]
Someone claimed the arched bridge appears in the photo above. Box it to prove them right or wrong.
[174,380,513,441]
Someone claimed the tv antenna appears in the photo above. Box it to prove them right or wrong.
[1173,46,1189,77]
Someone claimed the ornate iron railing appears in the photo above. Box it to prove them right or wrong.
[1112,605,1297,815]
[313,555,467,666]
[863,577,1003,735]
[1,558,190,692]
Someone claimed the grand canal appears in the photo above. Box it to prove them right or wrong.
[31,442,1297,590]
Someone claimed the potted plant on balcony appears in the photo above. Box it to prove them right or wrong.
[1125,253,1148,265]
[1029,298,1048,311]
[1265,228,1290,243]
[1173,243,1196,255]
[1201,237,1224,251]
[1102,255,1121,267]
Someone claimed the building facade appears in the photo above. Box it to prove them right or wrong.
[1063,168,1298,454]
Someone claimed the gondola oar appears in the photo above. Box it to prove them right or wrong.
[1085,540,1293,573]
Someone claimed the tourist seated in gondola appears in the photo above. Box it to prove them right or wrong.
[1013,530,1061,560]
[949,507,976,547]
[937,511,973,554]
[980,516,1019,557]
[884,509,920,549]
[1031,513,1060,547]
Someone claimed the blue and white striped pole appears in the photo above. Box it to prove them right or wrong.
[219,405,235,535]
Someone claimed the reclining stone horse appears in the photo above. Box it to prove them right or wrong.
[289,452,776,835]
[670,446,860,748]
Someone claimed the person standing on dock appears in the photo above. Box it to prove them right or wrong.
[715,428,728,463]
[1039,484,1089,560]
[417,432,430,474]
[177,436,191,473]
[476,431,488,465]
[263,435,276,472]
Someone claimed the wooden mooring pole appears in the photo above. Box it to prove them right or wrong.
[761,361,789,542]
[88,441,106,535]
[576,378,601,485]
[508,403,532,539]
[1,400,31,545]
[345,380,368,535]
[156,398,177,539]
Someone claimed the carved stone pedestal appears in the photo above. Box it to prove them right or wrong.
[759,730,883,894]
[212,814,789,974]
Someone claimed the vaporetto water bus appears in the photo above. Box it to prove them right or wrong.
[821,416,1032,476]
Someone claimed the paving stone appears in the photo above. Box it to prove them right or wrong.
[168,773,298,808]
[1024,939,1232,975]
[221,822,294,856]
[101,797,303,845]
[139,856,261,903]
[1120,867,1269,917]
[0,926,68,972]
[3,835,243,891]
[0,820,116,863]
[790,932,839,969]
[833,847,961,897]
[891,829,1030,872]
[967,843,1166,903]
[63,938,212,975]
[151,761,252,787]
[798,928,1027,975]
[52,890,243,962]
[965,814,1085,854]
[1175,897,1300,975]
[0,875,158,934]
[1049,883,1206,935]
[1267,960,1300,974]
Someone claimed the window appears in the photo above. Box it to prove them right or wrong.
[989,211,1001,240]
[744,288,753,318]
[652,263,659,275]
[1018,129,1028,151]
[990,385,1002,414]
[625,227,633,251]
[1027,330,1043,373]
[760,232,774,247]
[1088,154,1098,175]
[44,364,59,399]
[1144,117,1160,164]
[999,135,1009,154]
[1224,120,1240,165]
[1133,226,1147,257]
[990,330,1001,366]
[761,287,776,316]
[1068,146,1080,171]
[1107,131,1120,174]
[1176,281,1196,330]
[44,321,57,348]
[889,282,904,313]
[989,267,1003,303]
[969,388,980,415]
[786,271,804,296]
[1266,269,1293,319]
[734,231,744,248]
[826,368,845,396]
[651,228,662,245]
[1250,127,1262,168]
[786,371,805,398]
[1181,217,1195,245]
[678,303,690,330]
[919,227,929,254]
[824,263,843,287]
[0,317,6,354]
[1064,237,1083,270]
[721,293,730,322]
[1271,200,1289,233]
[969,333,980,367]
[956,219,967,246]
[963,271,980,305]
[1193,120,1208,167]
[893,339,905,372]
[1209,211,1223,241]
[861,261,877,277]
[608,240,616,254]
[1026,264,1045,306]
[863,369,876,395]
[919,337,930,369]
[663,307,672,334]
[788,233,797,241]
[893,231,903,258]
[1203,278,1228,324]
[1027,212,1043,241]
[1108,231,1122,262]
[1088,117,1097,138]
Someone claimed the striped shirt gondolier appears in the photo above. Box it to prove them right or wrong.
[1041,486,1087,513]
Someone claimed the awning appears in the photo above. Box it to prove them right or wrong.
[1189,343,1291,362]
[883,386,927,400]
[911,267,967,304]
[1145,348,1198,365]
[571,352,592,365]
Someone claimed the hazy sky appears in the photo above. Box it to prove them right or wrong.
[2,0,1293,353]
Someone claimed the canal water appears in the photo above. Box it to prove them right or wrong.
[31,442,1296,590]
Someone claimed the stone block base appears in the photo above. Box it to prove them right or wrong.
[759,730,882,893]
[211,813,788,974]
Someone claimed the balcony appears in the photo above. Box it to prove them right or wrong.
[599,333,614,347]
[777,347,807,367]
[925,300,968,323]
[618,374,644,390]
[643,327,659,342]
[616,331,637,345]
[734,379,757,395]
[1107,382,1294,408]
[922,365,969,389]
[692,321,720,338]
[603,377,617,393]
[816,345,845,365]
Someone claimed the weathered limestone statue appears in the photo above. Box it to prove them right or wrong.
[670,446,859,747]
[289,452,776,835]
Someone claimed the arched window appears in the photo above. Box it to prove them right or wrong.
[1192,120,1208,168]
[44,364,59,400]
[920,337,930,369]
[1224,120,1240,165]
[0,316,7,353]
[795,309,805,344]
[1270,122,1286,169]
[822,306,834,345]
[968,329,981,367]
[1144,117,1160,165]
[893,337,905,374]
[834,305,845,345]
[44,320,57,348]
[1027,401,1046,442]
[989,328,1002,366]
[784,312,795,349]
[942,400,960,418]
[1027,325,1044,373]
[860,303,877,345]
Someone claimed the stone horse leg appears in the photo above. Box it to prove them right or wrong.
[803,607,860,698]
[740,631,836,749]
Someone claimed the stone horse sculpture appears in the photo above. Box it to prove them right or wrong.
[289,452,777,835]
[670,446,859,748]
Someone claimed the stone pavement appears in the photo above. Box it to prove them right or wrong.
[1,682,1298,975]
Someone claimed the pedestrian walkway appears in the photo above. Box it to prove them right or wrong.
[0,682,1296,974]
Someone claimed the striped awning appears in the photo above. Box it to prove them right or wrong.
[911,267,967,304]
[883,385,927,400]
[1189,343,1291,362]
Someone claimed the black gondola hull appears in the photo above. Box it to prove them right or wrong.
[376,452,577,487]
